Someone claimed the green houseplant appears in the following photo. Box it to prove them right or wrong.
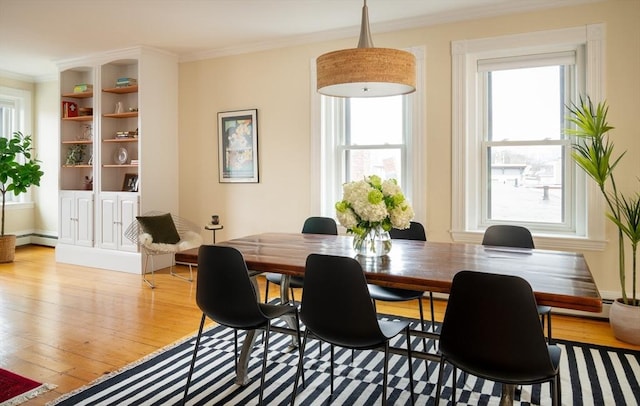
[567,97,640,344]
[0,131,44,262]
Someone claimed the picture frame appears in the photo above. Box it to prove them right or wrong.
[122,173,139,192]
[218,109,259,183]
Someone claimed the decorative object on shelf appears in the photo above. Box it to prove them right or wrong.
[128,107,139,112]
[316,0,416,98]
[78,107,93,116]
[84,176,93,190]
[65,144,86,165]
[115,130,137,139]
[73,83,93,93]
[218,109,259,183]
[567,97,640,345]
[114,147,128,165]
[122,173,139,192]
[61,101,78,118]
[335,175,414,257]
[0,131,44,262]
[80,124,93,140]
[116,77,137,87]
[114,101,124,114]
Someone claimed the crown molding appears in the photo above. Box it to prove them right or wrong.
[180,0,602,63]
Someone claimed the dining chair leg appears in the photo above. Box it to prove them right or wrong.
[259,323,271,406]
[417,298,427,351]
[182,313,206,405]
[293,310,305,387]
[264,279,270,303]
[405,327,415,405]
[452,366,457,403]
[330,344,335,394]
[382,343,389,406]
[428,292,436,331]
[547,313,553,344]
[435,357,446,404]
[234,330,238,373]
[291,329,310,406]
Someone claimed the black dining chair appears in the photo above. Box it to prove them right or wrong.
[435,270,562,405]
[183,245,303,406]
[291,253,415,406]
[264,216,338,304]
[482,224,553,342]
[367,221,434,350]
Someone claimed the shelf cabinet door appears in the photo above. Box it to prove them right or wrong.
[59,191,94,247]
[76,193,94,247]
[118,195,139,252]
[99,193,139,252]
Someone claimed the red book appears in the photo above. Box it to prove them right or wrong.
[62,101,78,118]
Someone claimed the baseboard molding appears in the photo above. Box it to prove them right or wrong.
[55,244,142,274]
[14,232,57,247]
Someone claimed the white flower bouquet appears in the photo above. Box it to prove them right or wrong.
[335,175,414,255]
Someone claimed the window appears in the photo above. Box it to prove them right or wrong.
[311,47,425,222]
[0,86,32,203]
[452,25,606,250]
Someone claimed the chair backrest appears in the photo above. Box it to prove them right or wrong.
[301,216,338,235]
[301,254,384,348]
[439,270,555,381]
[389,221,426,241]
[481,225,534,249]
[196,245,266,329]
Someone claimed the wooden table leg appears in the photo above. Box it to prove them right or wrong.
[500,383,515,406]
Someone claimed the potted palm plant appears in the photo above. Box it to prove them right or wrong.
[567,98,640,345]
[0,131,44,262]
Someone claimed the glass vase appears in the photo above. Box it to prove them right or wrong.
[353,226,392,257]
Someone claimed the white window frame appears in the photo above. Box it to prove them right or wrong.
[451,24,606,251]
[0,86,33,205]
[310,47,426,226]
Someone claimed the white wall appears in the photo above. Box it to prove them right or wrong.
[34,80,60,242]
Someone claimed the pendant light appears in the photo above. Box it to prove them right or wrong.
[316,0,416,98]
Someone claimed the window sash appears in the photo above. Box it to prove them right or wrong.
[0,87,32,203]
[478,64,576,231]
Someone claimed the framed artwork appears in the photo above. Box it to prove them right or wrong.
[218,109,258,183]
[122,173,139,192]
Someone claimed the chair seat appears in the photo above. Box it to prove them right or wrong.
[378,319,411,341]
[538,305,551,315]
[449,344,561,384]
[259,302,298,319]
[368,284,424,302]
[266,273,305,288]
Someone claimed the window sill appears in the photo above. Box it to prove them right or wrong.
[4,201,35,210]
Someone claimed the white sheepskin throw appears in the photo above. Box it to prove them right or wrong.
[140,231,203,253]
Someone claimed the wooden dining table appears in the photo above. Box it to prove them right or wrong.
[217,232,602,312]
[213,232,602,404]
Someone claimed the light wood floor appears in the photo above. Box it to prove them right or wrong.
[1,245,638,405]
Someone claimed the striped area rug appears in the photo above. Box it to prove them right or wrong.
[48,317,640,405]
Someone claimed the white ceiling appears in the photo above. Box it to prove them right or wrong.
[0,0,596,81]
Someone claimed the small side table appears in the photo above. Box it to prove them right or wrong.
[205,224,224,243]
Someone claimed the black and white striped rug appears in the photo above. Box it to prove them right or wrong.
[48,317,640,405]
